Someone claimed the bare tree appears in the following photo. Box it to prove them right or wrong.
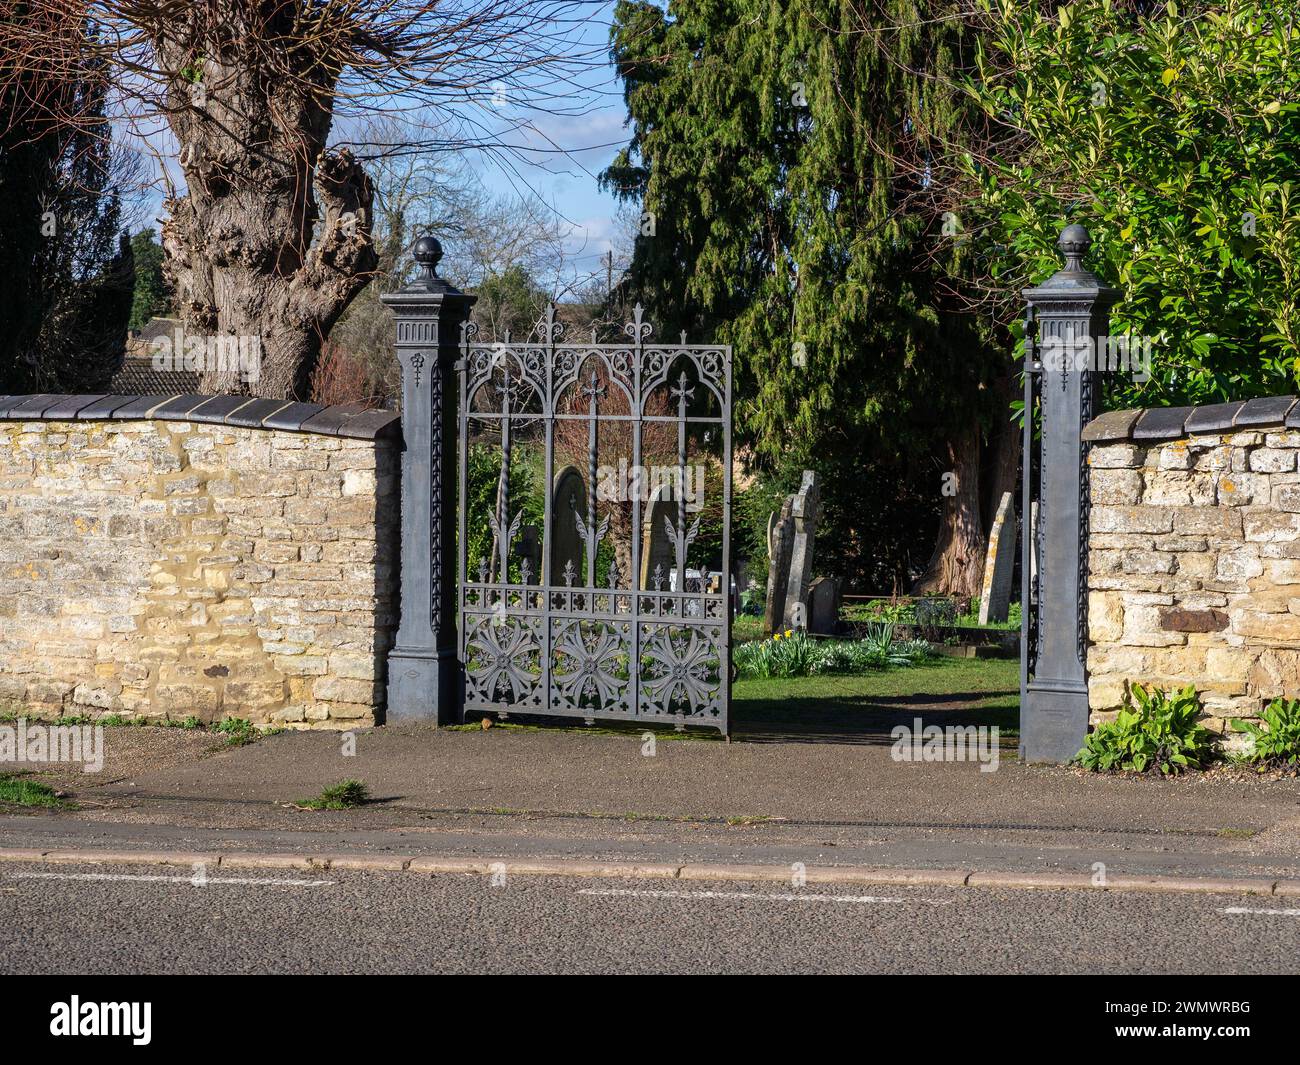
[0,0,604,397]
[325,112,575,399]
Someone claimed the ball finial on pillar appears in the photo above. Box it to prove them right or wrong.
[412,234,444,280]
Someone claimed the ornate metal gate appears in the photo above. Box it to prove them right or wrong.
[457,305,732,733]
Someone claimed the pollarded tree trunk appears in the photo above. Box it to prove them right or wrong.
[155,4,377,399]
[914,425,986,602]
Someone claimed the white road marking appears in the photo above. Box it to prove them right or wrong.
[1223,906,1300,917]
[577,888,952,905]
[11,871,332,888]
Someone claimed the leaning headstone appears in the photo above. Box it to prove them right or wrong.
[978,491,1016,624]
[1030,499,1039,590]
[781,471,820,630]
[550,465,585,585]
[808,575,840,635]
[764,503,794,633]
[640,482,676,589]
[516,525,541,585]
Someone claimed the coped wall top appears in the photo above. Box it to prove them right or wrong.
[1083,394,1300,445]
[0,393,400,442]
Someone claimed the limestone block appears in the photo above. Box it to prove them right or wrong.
[326,653,376,681]
[1087,676,1127,709]
[1266,559,1300,585]
[1274,484,1300,512]
[1122,604,1187,647]
[1243,510,1300,543]
[1122,550,1176,575]
[223,681,288,711]
[323,702,372,721]
[152,683,220,716]
[1085,646,1149,678]
[1249,448,1297,473]
[1216,551,1264,583]
[1091,506,1173,534]
[1217,473,1270,506]
[72,681,121,710]
[311,676,381,703]
[1233,610,1300,643]
[1090,466,1143,506]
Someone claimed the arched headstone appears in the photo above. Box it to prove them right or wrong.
[550,465,586,585]
[640,481,676,589]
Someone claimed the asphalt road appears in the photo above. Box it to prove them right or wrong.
[2,862,1297,975]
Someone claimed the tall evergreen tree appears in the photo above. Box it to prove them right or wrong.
[0,2,66,391]
[0,9,133,391]
[603,0,1015,597]
[29,71,134,391]
[129,229,172,332]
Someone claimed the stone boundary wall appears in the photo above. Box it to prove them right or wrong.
[0,394,401,729]
[1084,395,1300,740]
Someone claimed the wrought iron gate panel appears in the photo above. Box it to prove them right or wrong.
[457,305,732,733]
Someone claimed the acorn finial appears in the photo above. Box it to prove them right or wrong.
[1058,223,1090,272]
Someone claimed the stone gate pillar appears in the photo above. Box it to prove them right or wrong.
[382,236,476,723]
[1021,224,1119,762]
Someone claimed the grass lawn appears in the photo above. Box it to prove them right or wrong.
[733,655,1018,743]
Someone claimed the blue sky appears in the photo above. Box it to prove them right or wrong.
[129,2,633,285]
[465,3,631,278]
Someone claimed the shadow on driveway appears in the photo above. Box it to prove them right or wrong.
[734,690,1019,745]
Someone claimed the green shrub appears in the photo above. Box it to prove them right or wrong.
[914,597,958,627]
[768,629,817,678]
[892,638,934,663]
[739,581,765,617]
[1075,684,1216,776]
[862,599,915,624]
[735,629,826,679]
[969,0,1300,408]
[1233,698,1300,770]
[734,625,931,680]
[733,638,773,678]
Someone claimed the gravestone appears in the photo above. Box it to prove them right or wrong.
[781,471,820,630]
[764,504,794,634]
[979,491,1016,624]
[640,482,676,589]
[550,466,586,585]
[1030,500,1039,589]
[808,575,840,635]
[516,525,541,585]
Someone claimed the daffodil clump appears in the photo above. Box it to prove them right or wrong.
[734,623,931,680]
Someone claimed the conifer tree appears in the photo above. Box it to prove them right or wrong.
[604,0,1015,597]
